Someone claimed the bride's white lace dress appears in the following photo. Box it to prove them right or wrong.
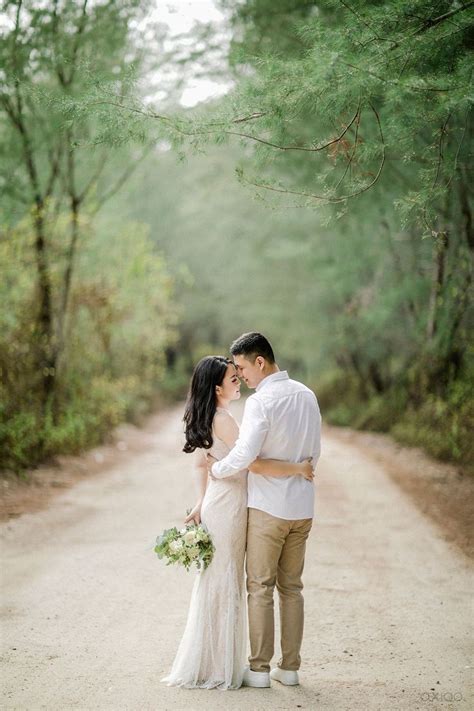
[162,408,248,690]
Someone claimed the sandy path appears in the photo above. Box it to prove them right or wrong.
[1,404,472,711]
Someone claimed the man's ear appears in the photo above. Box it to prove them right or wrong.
[256,356,265,370]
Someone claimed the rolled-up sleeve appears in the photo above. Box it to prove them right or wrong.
[211,396,269,478]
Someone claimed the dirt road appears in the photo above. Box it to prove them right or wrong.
[1,404,472,711]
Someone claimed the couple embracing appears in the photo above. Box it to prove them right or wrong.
[162,332,321,690]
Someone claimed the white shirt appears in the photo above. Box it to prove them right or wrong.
[211,370,321,520]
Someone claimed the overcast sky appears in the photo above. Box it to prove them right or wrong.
[142,0,234,108]
[0,1,234,108]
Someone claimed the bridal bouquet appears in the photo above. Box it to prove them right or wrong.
[154,521,215,572]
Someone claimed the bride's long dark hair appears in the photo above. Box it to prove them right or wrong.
[183,355,232,453]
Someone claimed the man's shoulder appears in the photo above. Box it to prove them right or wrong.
[276,377,317,400]
[245,392,263,407]
[243,392,264,411]
[287,377,315,395]
[255,377,317,406]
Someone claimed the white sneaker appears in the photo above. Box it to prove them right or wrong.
[242,666,271,688]
[270,667,300,685]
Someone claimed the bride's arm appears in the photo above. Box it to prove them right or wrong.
[184,449,209,525]
[249,457,314,481]
[207,410,242,479]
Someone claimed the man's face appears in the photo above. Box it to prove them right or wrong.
[233,354,265,389]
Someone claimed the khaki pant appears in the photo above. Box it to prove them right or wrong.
[246,507,313,673]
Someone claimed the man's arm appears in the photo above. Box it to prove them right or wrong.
[211,397,269,478]
[311,399,322,471]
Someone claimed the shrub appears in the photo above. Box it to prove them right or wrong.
[391,380,474,470]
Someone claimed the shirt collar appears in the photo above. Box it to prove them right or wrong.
[256,370,289,392]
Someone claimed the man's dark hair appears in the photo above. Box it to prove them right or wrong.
[230,332,275,364]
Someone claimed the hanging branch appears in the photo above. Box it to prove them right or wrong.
[219,107,361,152]
[421,112,452,234]
[333,101,362,191]
[444,110,471,191]
[236,102,385,204]
[88,97,362,154]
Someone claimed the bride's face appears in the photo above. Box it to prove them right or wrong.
[217,364,241,401]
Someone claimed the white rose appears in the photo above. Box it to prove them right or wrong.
[183,530,197,545]
[169,539,183,553]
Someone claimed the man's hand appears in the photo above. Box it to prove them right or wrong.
[184,503,201,525]
[206,452,218,480]
[300,457,315,482]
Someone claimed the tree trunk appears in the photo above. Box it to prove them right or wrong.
[426,230,449,341]
[347,350,370,399]
[32,202,57,432]
[55,195,80,386]
[368,361,386,394]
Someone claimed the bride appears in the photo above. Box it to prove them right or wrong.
[161,356,314,690]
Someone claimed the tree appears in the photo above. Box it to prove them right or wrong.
[0,0,151,418]
[102,0,472,465]
[214,0,474,383]
[87,2,472,385]
[0,0,181,470]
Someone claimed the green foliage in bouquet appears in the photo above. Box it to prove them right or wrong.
[154,523,215,572]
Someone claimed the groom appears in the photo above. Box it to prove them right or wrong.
[211,332,321,688]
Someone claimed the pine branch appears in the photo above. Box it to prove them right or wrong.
[87,98,362,154]
[411,3,474,37]
[339,60,458,93]
[337,0,394,47]
[237,102,385,204]
[222,106,361,152]
[333,101,362,190]
[444,110,471,190]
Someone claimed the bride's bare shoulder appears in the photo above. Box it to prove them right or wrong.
[213,408,239,446]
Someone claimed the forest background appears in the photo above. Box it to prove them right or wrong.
[1,0,472,474]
